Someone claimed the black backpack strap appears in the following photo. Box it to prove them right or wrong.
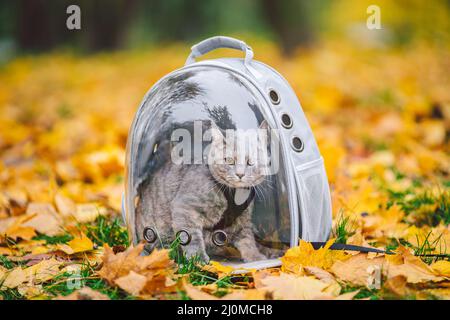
[212,186,255,231]
[310,242,390,254]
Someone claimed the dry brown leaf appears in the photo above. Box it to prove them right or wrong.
[333,291,359,300]
[0,265,7,282]
[423,288,450,300]
[2,214,37,241]
[303,266,337,284]
[98,244,143,282]
[386,246,443,283]
[2,258,62,289]
[183,280,219,300]
[115,271,147,296]
[98,243,177,295]
[56,287,110,300]
[183,279,270,300]
[383,275,408,297]
[260,273,337,300]
[54,193,76,217]
[330,254,385,287]
[253,269,277,289]
[223,289,271,300]
[0,247,15,255]
[24,202,63,236]
[17,284,44,298]
[74,203,107,223]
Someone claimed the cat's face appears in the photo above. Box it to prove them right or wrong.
[208,121,270,188]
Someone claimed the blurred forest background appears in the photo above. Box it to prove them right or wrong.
[0,0,450,301]
[0,0,449,61]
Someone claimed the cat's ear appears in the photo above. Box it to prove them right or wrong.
[210,122,224,142]
[259,120,269,130]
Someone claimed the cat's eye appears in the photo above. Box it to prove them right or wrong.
[247,159,254,166]
[225,157,235,165]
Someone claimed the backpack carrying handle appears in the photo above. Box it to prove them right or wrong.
[185,36,254,66]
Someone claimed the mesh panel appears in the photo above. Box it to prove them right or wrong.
[296,158,332,242]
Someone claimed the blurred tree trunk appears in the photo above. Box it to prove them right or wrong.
[81,0,138,51]
[15,0,138,52]
[260,0,316,55]
[16,0,55,51]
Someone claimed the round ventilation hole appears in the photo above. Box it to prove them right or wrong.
[176,229,192,246]
[281,113,293,128]
[269,89,280,105]
[291,136,304,152]
[212,230,228,246]
[143,227,157,243]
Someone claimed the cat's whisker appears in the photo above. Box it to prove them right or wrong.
[259,186,268,205]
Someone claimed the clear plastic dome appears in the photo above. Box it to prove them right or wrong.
[125,67,292,263]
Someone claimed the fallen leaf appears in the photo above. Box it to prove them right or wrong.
[115,271,147,296]
[2,258,62,289]
[0,247,15,255]
[330,254,385,287]
[383,275,408,297]
[2,214,37,241]
[24,202,63,236]
[183,280,219,300]
[56,287,110,300]
[98,243,177,295]
[74,203,107,223]
[183,279,270,300]
[66,233,94,254]
[386,246,443,283]
[281,239,348,274]
[260,273,336,300]
[17,284,44,298]
[303,266,337,284]
[202,261,235,278]
[54,193,76,218]
[423,288,450,300]
[430,260,450,277]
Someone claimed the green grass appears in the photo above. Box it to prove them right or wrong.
[384,238,400,253]
[0,288,24,300]
[0,216,132,300]
[42,262,135,300]
[0,255,15,269]
[332,213,356,244]
[340,284,380,300]
[167,234,237,290]
[33,233,74,245]
[400,230,450,264]
[84,215,129,247]
[387,187,450,227]
[41,216,132,299]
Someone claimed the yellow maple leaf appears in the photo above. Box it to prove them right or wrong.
[281,239,347,274]
[66,233,94,254]
[430,260,450,277]
[202,261,235,278]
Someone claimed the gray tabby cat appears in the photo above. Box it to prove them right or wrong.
[136,121,270,262]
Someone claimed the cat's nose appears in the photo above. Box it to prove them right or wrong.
[236,173,244,179]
